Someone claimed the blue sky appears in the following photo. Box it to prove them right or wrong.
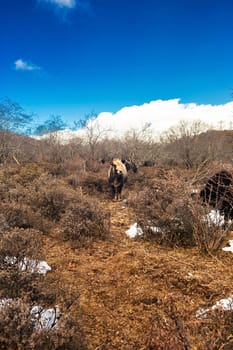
[1,0,233,126]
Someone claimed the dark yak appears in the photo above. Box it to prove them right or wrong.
[121,159,138,173]
[108,158,128,201]
[200,170,233,221]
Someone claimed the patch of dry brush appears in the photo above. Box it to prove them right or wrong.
[0,162,233,349]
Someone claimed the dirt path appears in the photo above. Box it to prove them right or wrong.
[44,199,155,349]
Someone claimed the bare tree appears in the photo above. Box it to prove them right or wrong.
[33,115,69,163]
[33,115,67,136]
[121,123,160,164]
[0,98,34,164]
[160,119,210,168]
[0,97,33,133]
[74,112,111,161]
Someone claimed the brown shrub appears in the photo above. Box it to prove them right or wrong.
[26,174,78,221]
[0,228,44,299]
[129,168,229,252]
[0,301,87,350]
[30,313,87,350]
[145,298,233,350]
[0,227,43,262]
[145,299,190,350]
[0,299,34,349]
[189,202,229,255]
[16,163,42,185]
[0,202,46,232]
[33,189,68,221]
[69,171,109,198]
[1,166,90,229]
[191,309,233,350]
[60,196,110,246]
[129,170,196,247]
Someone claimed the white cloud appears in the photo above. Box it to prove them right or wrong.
[14,59,41,71]
[34,99,233,142]
[83,99,233,139]
[39,0,76,8]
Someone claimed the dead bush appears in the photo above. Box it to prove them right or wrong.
[0,301,87,350]
[26,174,78,221]
[9,172,76,222]
[0,299,34,349]
[129,172,196,247]
[190,202,230,255]
[33,189,68,221]
[189,308,233,350]
[0,164,42,192]
[145,300,190,350]
[145,298,233,350]
[17,163,42,184]
[129,168,229,252]
[43,157,86,177]
[60,196,110,246]
[0,227,43,262]
[72,171,109,198]
[30,313,87,350]
[0,202,45,232]
[0,228,44,299]
[45,163,68,177]
[66,174,80,189]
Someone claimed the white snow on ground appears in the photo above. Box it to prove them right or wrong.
[19,259,52,275]
[203,209,225,227]
[4,256,51,274]
[212,296,233,311]
[222,240,233,253]
[149,226,163,233]
[0,298,13,308]
[125,223,163,238]
[125,223,143,238]
[196,295,233,318]
[127,210,227,240]
[0,298,60,329]
[31,305,61,329]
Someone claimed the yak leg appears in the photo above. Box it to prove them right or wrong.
[116,184,123,201]
[114,187,120,201]
[113,186,121,201]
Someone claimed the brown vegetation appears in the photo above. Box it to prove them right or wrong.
[0,128,233,349]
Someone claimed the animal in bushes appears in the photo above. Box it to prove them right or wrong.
[121,159,138,173]
[108,158,128,200]
[200,170,233,221]
[142,160,155,167]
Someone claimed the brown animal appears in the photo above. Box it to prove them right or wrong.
[108,158,127,200]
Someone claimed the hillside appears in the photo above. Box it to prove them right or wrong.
[1,161,233,349]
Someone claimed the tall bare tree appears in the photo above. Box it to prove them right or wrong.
[160,120,210,168]
[74,112,111,161]
[0,98,34,164]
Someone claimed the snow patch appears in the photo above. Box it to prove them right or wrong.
[4,256,52,275]
[222,240,233,253]
[149,226,163,233]
[0,299,60,330]
[31,305,61,329]
[202,209,225,227]
[196,295,233,318]
[125,223,143,238]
